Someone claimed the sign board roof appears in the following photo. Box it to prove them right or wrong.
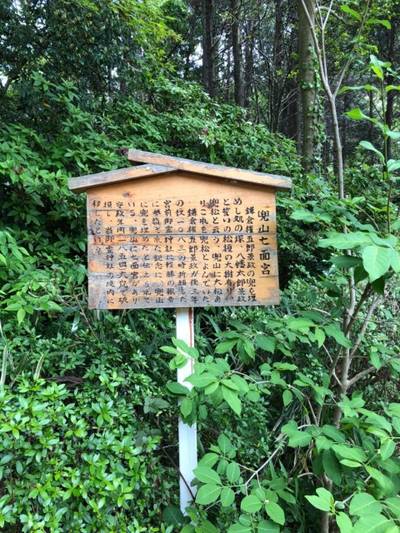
[69,149,292,193]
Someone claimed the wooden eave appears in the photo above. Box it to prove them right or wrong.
[68,164,175,193]
[127,149,292,191]
[68,150,292,193]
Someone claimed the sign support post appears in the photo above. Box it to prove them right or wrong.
[176,307,197,514]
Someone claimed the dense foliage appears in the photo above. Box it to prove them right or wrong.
[0,1,399,532]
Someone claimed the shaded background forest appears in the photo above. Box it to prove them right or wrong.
[1,1,400,532]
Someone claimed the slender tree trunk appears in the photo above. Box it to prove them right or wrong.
[270,0,284,131]
[244,20,255,107]
[202,0,216,97]
[385,20,396,160]
[231,0,244,106]
[298,0,316,171]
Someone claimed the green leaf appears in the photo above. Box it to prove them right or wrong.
[255,335,276,353]
[265,501,285,525]
[180,398,193,418]
[319,231,371,250]
[282,389,293,407]
[359,141,384,161]
[186,373,217,388]
[199,453,219,468]
[352,513,391,533]
[17,307,26,324]
[314,328,326,348]
[216,340,237,354]
[194,466,221,485]
[287,431,312,448]
[365,466,394,494]
[322,450,342,485]
[241,495,262,513]
[341,5,361,19]
[340,460,362,468]
[226,462,241,483]
[336,512,353,533]
[349,493,383,517]
[324,324,351,348]
[258,520,280,533]
[380,439,396,461]
[218,434,234,455]
[196,484,221,505]
[166,382,188,395]
[331,256,361,269]
[367,18,391,29]
[222,386,242,415]
[305,488,333,512]
[386,497,400,517]
[332,444,367,463]
[228,524,252,533]
[346,108,369,121]
[162,505,185,526]
[220,487,235,507]
[362,245,392,282]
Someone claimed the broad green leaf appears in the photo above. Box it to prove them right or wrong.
[287,431,312,448]
[255,335,276,353]
[196,484,221,505]
[194,466,221,485]
[226,462,241,483]
[241,495,262,513]
[331,255,361,269]
[199,453,219,468]
[359,141,384,160]
[258,520,280,533]
[349,493,383,516]
[387,159,400,173]
[186,373,217,388]
[265,501,285,525]
[362,245,392,282]
[352,514,391,533]
[305,488,333,512]
[282,389,293,407]
[340,460,362,468]
[324,324,351,348]
[346,108,369,121]
[17,307,26,324]
[216,340,237,354]
[365,466,394,494]
[228,524,252,533]
[162,505,185,526]
[386,497,400,517]
[220,487,235,507]
[336,512,353,533]
[367,18,391,29]
[166,382,189,395]
[222,386,242,415]
[341,5,361,19]
[380,439,396,461]
[332,445,367,463]
[180,398,193,418]
[319,232,371,250]
[218,434,234,455]
[322,450,342,485]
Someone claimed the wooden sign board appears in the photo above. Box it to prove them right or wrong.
[69,150,292,310]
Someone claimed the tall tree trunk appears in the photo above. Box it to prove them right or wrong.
[231,0,243,106]
[270,0,284,131]
[298,0,316,171]
[202,0,216,97]
[244,20,255,107]
[384,19,396,160]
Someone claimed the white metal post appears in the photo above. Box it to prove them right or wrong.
[176,307,197,514]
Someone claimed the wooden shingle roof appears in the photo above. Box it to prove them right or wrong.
[68,149,292,192]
